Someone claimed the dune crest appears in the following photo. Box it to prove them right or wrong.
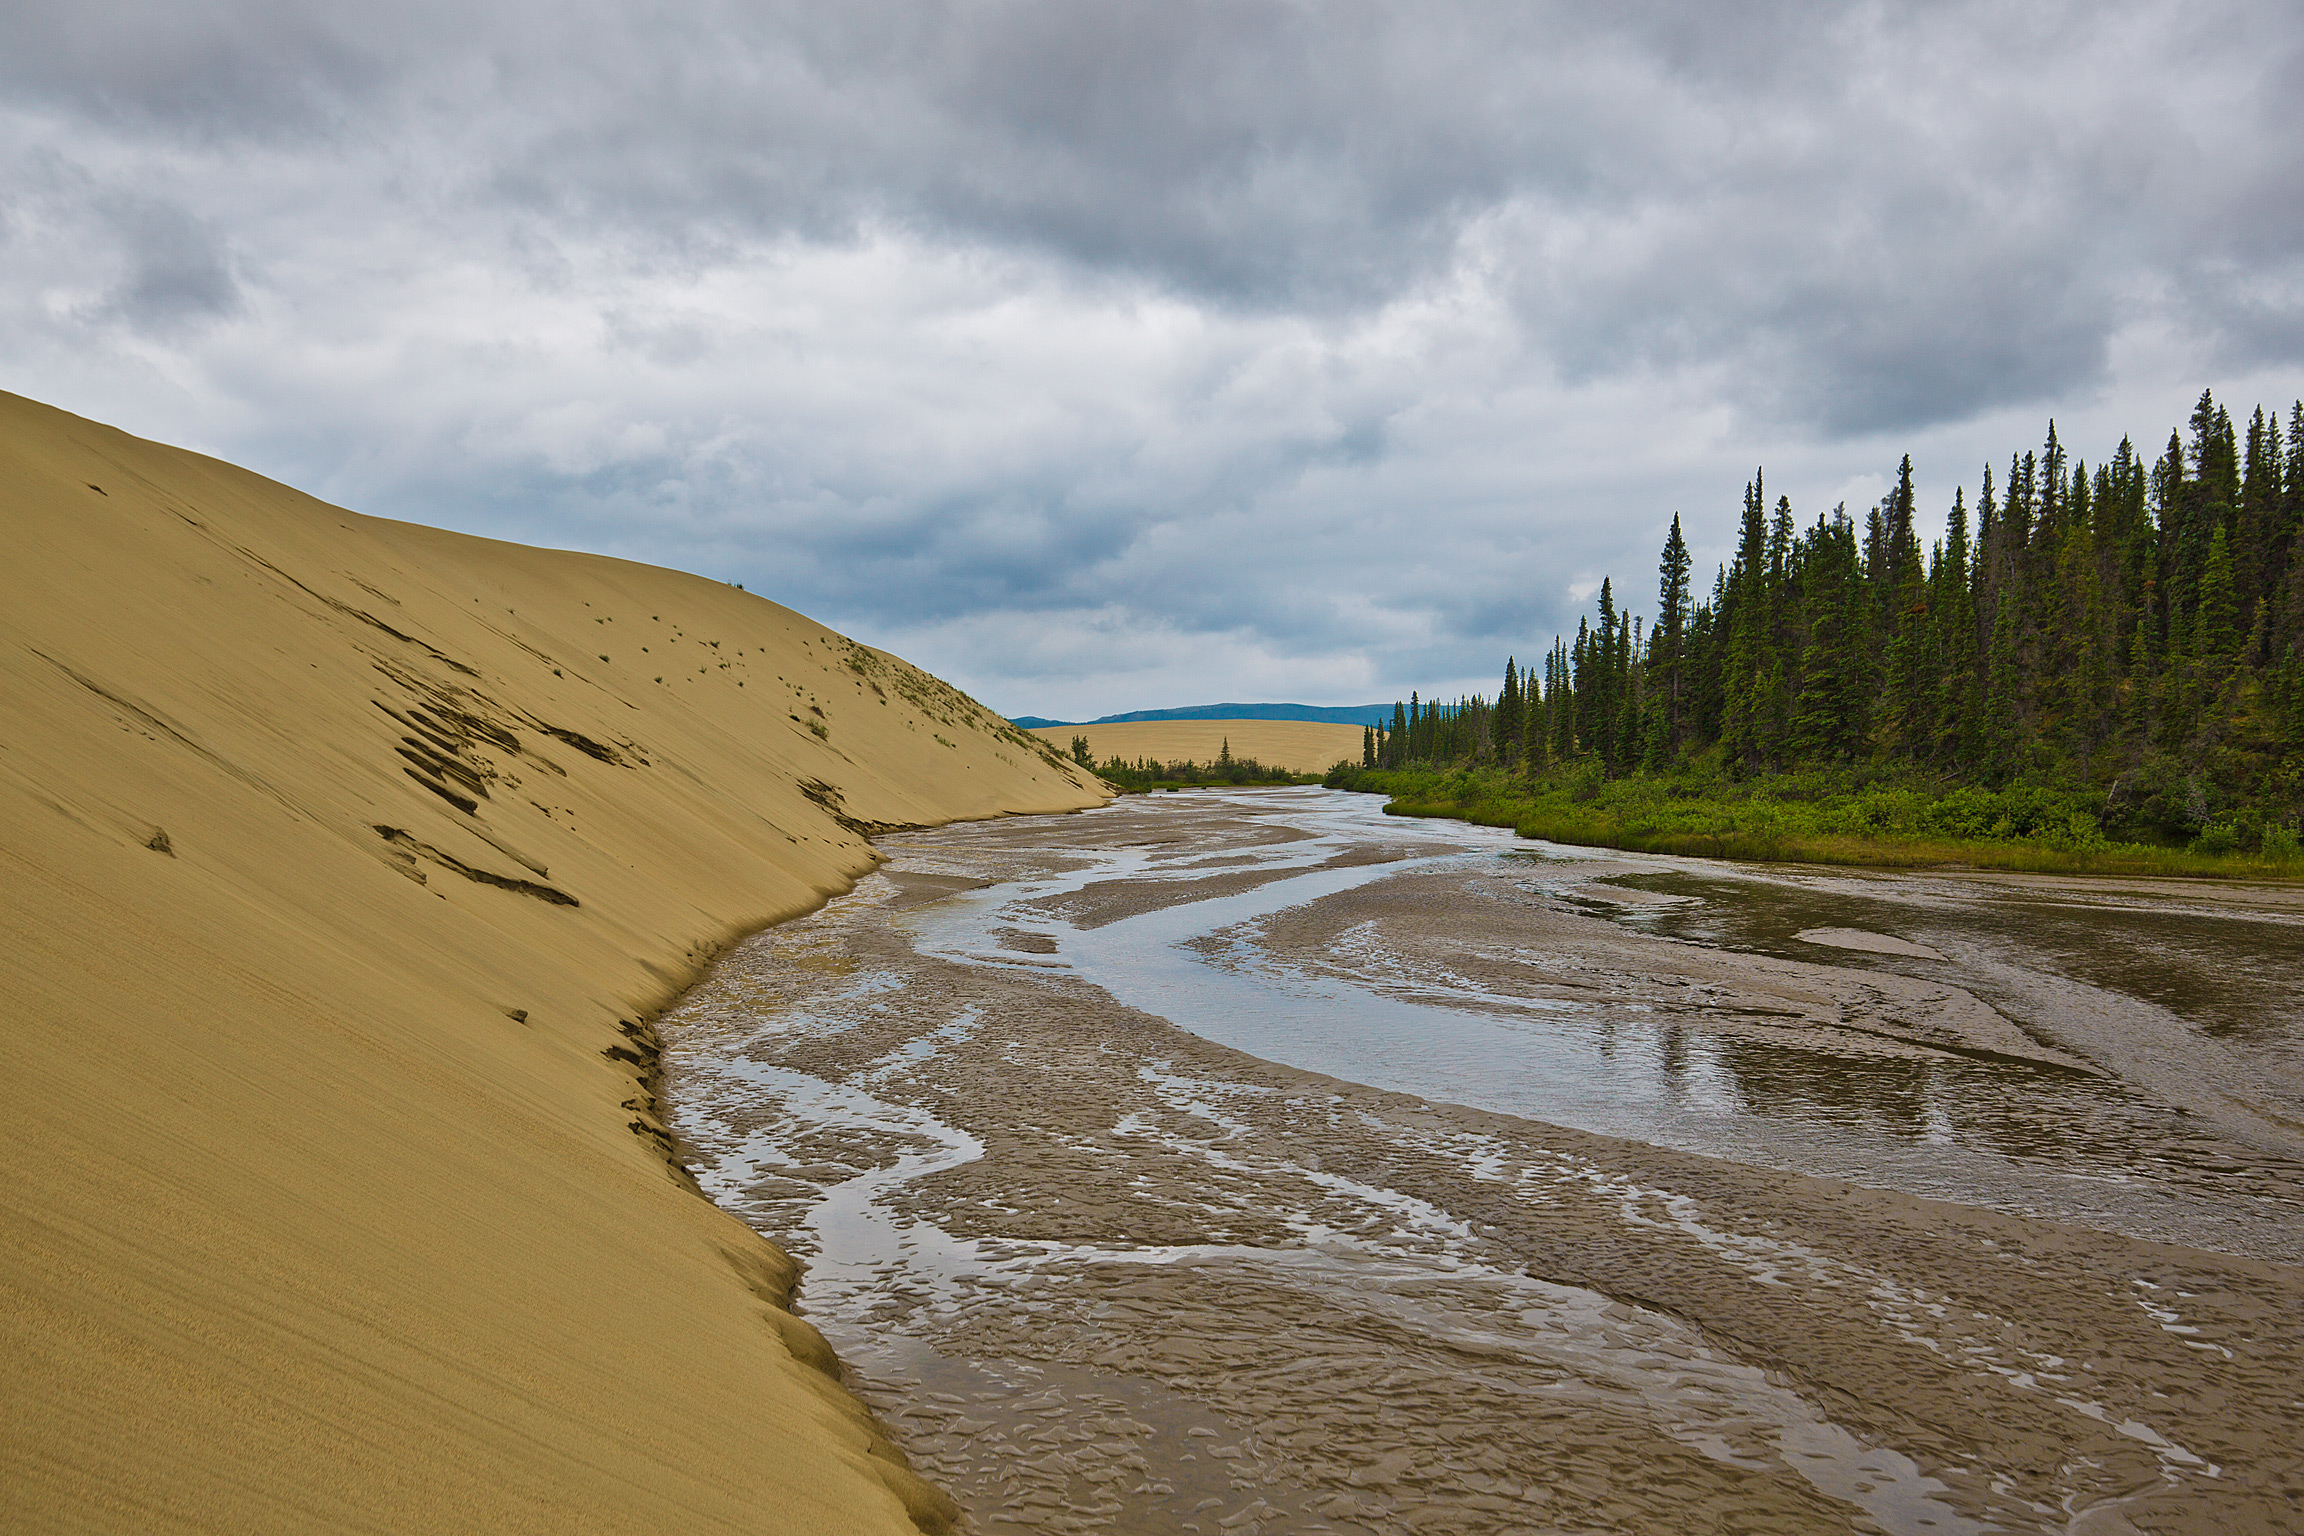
[0,392,1105,1534]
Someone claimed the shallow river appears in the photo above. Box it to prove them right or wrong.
[664,788,2304,1535]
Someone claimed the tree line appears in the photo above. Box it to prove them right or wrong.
[1362,391,2304,842]
[1073,734,1306,790]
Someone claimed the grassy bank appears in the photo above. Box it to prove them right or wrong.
[1324,763,2304,879]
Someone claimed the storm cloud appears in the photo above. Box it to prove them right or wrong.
[5,0,2301,715]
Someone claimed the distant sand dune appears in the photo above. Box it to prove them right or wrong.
[1031,719,1365,774]
[0,391,1104,1534]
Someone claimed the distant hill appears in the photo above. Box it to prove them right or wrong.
[1012,702,1391,729]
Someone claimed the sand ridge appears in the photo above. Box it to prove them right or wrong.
[0,391,1106,1534]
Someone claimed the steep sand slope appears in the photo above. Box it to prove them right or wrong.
[1032,719,1364,774]
[0,392,1107,1534]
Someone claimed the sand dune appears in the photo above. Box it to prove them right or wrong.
[0,391,1106,1534]
[1031,719,1365,775]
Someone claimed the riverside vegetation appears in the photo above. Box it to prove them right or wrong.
[1328,390,2304,877]
[1072,733,1318,792]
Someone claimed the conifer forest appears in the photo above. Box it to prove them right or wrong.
[1343,391,2304,860]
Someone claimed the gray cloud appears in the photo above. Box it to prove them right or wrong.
[3,0,2302,716]
[0,0,407,135]
[100,196,242,330]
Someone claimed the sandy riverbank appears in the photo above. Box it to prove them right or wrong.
[0,391,1107,1533]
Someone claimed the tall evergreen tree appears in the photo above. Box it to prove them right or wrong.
[2241,406,2278,618]
[1657,514,1692,754]
[1932,487,1980,765]
[1720,474,1772,769]
[2194,525,2241,674]
[1550,637,1577,760]
[1497,658,1523,763]
[1583,584,1619,771]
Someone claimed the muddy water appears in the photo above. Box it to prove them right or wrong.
[663,788,2304,1534]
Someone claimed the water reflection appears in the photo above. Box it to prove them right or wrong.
[1528,855,2304,1258]
[1720,1037,1932,1137]
[1594,866,2304,1055]
[871,790,2304,1259]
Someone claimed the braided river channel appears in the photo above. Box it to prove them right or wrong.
[663,786,2304,1535]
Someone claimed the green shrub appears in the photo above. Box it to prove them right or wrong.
[1330,759,2304,878]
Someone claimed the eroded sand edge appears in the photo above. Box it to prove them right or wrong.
[0,391,1107,1534]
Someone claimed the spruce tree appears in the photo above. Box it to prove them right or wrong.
[2241,406,2277,616]
[2159,571,2196,752]
[1657,514,1692,756]
[2194,525,2241,674]
[1498,658,1523,764]
[2283,403,2304,661]
[1621,616,1646,773]
[2054,496,2109,767]
[1523,659,1549,773]
[1883,454,1919,592]
[1761,494,1797,755]
[1584,587,1619,771]
[2280,642,2304,750]
[2194,391,2240,514]
[1687,569,1726,747]
[1984,596,2025,778]
[2127,583,2159,745]
[1934,487,1980,766]
[1882,534,1932,759]
[1551,638,1577,760]
[1791,511,1860,761]
[1721,474,1772,769]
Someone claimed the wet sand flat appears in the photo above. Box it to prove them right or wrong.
[665,788,2304,1534]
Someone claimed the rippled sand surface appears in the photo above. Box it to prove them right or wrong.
[665,788,2304,1534]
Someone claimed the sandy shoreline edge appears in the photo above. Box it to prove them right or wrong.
[0,390,1106,1534]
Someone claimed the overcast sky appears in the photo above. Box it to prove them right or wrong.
[6,1,2303,718]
